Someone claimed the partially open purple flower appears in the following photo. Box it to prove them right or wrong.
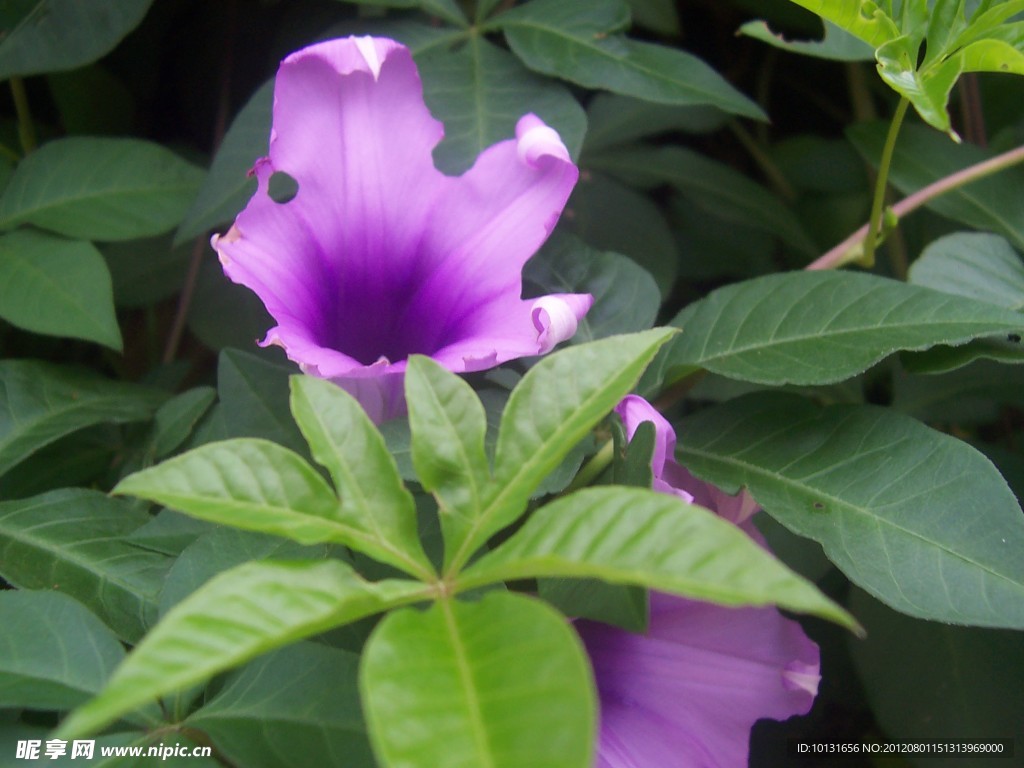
[575,396,820,767]
[212,37,592,421]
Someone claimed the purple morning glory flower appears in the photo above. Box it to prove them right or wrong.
[212,37,592,421]
[575,395,820,768]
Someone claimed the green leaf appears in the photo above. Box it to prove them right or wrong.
[893,360,1024,423]
[848,588,1024,747]
[461,486,856,628]
[101,235,191,308]
[342,0,467,26]
[582,94,728,153]
[589,146,817,256]
[678,392,1024,628]
[57,559,426,739]
[539,577,647,632]
[0,0,154,79]
[125,509,215,558]
[290,375,433,579]
[448,328,675,570]
[0,489,171,643]
[0,138,204,241]
[0,360,164,478]
[626,0,680,35]
[148,387,217,461]
[901,335,1024,373]
[782,0,901,48]
[360,592,595,768]
[739,19,875,60]
[877,34,963,135]
[0,590,126,710]
[565,172,679,296]
[405,357,490,555]
[495,0,764,119]
[159,528,337,615]
[657,270,1024,386]
[909,232,1024,310]
[848,122,1024,251]
[524,230,661,341]
[217,349,306,455]
[417,36,586,175]
[0,229,121,350]
[113,439,348,546]
[187,643,373,768]
[175,80,271,245]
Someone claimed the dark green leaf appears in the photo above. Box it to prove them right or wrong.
[0,138,204,241]
[290,375,433,578]
[0,360,164,478]
[0,229,121,349]
[658,270,1024,386]
[538,577,647,632]
[0,590,125,710]
[496,0,764,118]
[417,36,586,175]
[582,94,728,153]
[187,643,373,768]
[909,231,1024,310]
[678,393,1024,628]
[360,592,595,768]
[462,486,856,628]
[0,0,154,79]
[901,335,1024,372]
[186,259,274,351]
[0,489,171,642]
[57,559,426,739]
[524,230,661,341]
[217,349,306,454]
[175,81,272,245]
[626,0,680,35]
[893,360,1024,423]
[149,387,216,460]
[849,122,1024,251]
[101,235,191,308]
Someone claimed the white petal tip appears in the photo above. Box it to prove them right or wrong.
[516,115,571,166]
[782,661,821,698]
[532,294,591,354]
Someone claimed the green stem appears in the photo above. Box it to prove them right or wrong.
[728,121,797,202]
[808,140,1024,271]
[9,77,36,154]
[861,97,909,268]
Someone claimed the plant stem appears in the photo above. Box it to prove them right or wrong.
[808,142,1024,271]
[728,121,797,202]
[565,439,614,494]
[861,97,909,269]
[9,77,36,154]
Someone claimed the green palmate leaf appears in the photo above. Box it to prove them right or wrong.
[417,36,586,175]
[494,0,764,119]
[678,392,1024,628]
[290,376,433,579]
[217,349,306,454]
[176,80,271,244]
[405,357,490,552]
[0,138,204,241]
[589,146,817,256]
[848,122,1024,251]
[0,590,126,710]
[447,328,675,571]
[582,94,728,153]
[909,231,1024,310]
[656,270,1024,387]
[0,0,154,79]
[0,490,170,643]
[524,231,661,341]
[461,487,856,629]
[739,19,875,61]
[114,439,347,546]
[877,35,963,135]
[0,229,121,350]
[57,559,426,739]
[360,592,595,768]
[782,0,900,48]
[565,172,679,296]
[0,359,164,478]
[187,643,374,768]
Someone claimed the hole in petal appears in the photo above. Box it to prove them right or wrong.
[268,171,299,204]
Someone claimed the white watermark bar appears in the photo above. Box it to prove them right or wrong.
[788,739,1015,759]
[15,740,212,761]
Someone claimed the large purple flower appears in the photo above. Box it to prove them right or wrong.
[575,396,820,768]
[212,37,592,421]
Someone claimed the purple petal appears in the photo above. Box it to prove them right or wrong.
[212,38,592,418]
[580,592,820,768]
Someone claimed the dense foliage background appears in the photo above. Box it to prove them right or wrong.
[2,1,1023,766]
